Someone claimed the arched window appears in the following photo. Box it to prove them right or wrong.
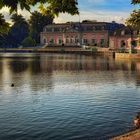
[120,40,125,48]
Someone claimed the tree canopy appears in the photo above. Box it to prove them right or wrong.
[8,14,29,47]
[126,0,140,28]
[126,10,140,29]
[132,0,140,4]
[0,0,79,16]
[0,14,9,35]
[29,11,54,43]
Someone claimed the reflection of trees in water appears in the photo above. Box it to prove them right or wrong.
[131,62,136,71]
[0,58,53,92]
[0,61,3,74]
[136,74,140,87]
[0,61,3,86]
[29,59,42,74]
[1,55,140,90]
[9,60,28,73]
[26,58,53,92]
[39,55,116,71]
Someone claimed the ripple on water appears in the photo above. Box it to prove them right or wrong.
[0,54,140,140]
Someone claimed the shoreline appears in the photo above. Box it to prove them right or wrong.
[0,47,113,57]
[111,129,140,140]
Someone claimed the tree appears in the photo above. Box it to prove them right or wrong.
[127,0,140,28]
[0,14,10,47]
[8,14,29,47]
[0,14,9,35]
[126,0,140,46]
[0,0,79,16]
[29,11,54,44]
[132,0,140,4]
[126,10,140,29]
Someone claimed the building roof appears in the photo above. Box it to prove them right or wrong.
[110,26,139,37]
[42,21,124,33]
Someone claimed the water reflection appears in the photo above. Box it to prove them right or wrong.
[0,54,140,90]
[0,54,140,140]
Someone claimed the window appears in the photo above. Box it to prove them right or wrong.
[92,39,96,44]
[120,40,125,48]
[121,30,125,35]
[58,38,62,44]
[75,38,79,43]
[83,39,88,44]
[100,39,105,47]
[95,26,102,30]
[50,38,54,44]
[52,28,54,32]
[131,40,137,47]
[66,38,69,43]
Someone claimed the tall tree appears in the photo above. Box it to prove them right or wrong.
[0,14,9,47]
[0,0,79,16]
[8,14,29,47]
[0,14,9,35]
[126,0,140,46]
[29,11,54,44]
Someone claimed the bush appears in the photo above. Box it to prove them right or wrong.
[21,36,36,47]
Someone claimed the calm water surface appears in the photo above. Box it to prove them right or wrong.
[0,53,140,140]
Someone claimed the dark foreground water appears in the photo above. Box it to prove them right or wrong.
[0,53,140,140]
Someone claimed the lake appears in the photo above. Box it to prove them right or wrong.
[0,53,140,140]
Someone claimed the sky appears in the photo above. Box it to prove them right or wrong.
[0,0,139,24]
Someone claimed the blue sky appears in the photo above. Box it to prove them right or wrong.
[0,0,139,24]
[79,0,134,11]
[55,0,139,23]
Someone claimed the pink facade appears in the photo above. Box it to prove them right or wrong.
[109,27,139,50]
[40,22,109,47]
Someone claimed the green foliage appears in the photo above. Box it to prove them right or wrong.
[39,0,79,16]
[0,0,79,16]
[126,10,140,29]
[0,14,9,35]
[127,0,140,28]
[21,36,36,47]
[132,0,140,4]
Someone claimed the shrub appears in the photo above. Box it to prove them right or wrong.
[21,36,36,47]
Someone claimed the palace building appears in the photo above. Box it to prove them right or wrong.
[40,21,124,47]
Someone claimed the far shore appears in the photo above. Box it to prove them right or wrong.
[0,47,112,56]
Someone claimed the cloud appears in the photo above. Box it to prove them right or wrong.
[54,9,131,24]
[0,7,31,24]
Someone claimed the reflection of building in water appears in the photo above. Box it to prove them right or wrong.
[135,62,140,86]
[0,55,140,90]
[39,54,124,71]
